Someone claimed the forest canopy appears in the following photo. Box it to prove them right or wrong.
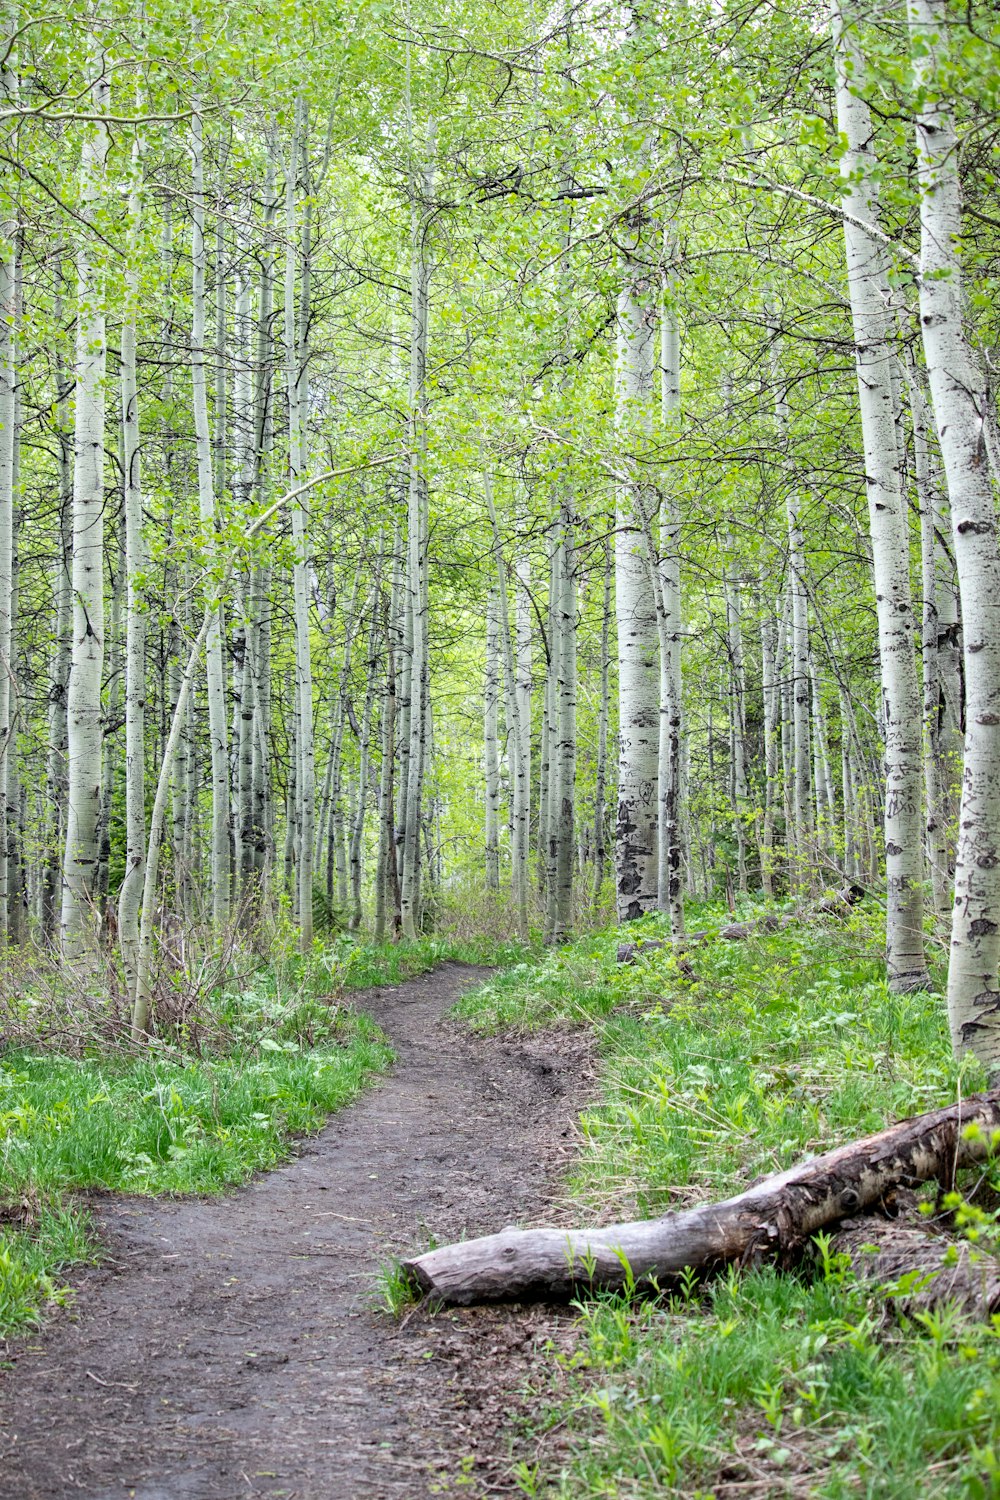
[0,0,999,1073]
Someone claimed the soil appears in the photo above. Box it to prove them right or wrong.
[0,962,593,1500]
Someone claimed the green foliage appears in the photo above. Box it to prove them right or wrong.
[0,1011,391,1198]
[458,907,1000,1497]
[0,1201,97,1338]
[0,991,393,1337]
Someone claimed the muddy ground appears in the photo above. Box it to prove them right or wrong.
[0,962,593,1499]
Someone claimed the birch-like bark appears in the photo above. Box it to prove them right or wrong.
[375,537,402,941]
[725,551,749,892]
[3,375,19,939]
[552,507,576,942]
[42,285,73,939]
[592,538,612,910]
[760,591,782,898]
[285,98,315,951]
[400,132,434,940]
[834,1,929,989]
[348,551,384,930]
[192,106,230,931]
[768,324,812,887]
[61,53,109,957]
[907,350,952,918]
[909,0,1000,1069]
[0,93,15,942]
[484,588,501,890]
[615,275,659,921]
[658,263,685,943]
[484,468,529,937]
[119,122,146,992]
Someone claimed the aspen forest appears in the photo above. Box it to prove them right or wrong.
[1,2,1000,1497]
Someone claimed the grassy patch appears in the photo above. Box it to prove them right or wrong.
[0,1011,391,1198]
[0,979,397,1337]
[457,902,1000,1498]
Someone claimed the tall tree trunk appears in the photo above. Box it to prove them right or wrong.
[904,347,953,921]
[61,52,109,957]
[484,468,529,938]
[192,106,230,932]
[0,127,15,943]
[658,263,685,944]
[760,591,781,898]
[119,125,146,994]
[909,0,1000,1070]
[834,1,929,990]
[42,289,73,940]
[592,538,612,911]
[400,134,434,941]
[725,551,750,893]
[285,98,315,951]
[614,271,659,921]
[484,588,501,890]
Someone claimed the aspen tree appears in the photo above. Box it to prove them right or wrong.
[658,258,685,944]
[399,125,434,940]
[348,548,385,930]
[191,105,230,931]
[484,467,529,938]
[614,268,659,921]
[592,538,612,910]
[725,552,749,893]
[761,597,785,894]
[0,63,15,943]
[285,98,315,951]
[904,347,956,918]
[41,281,73,937]
[834,0,929,989]
[61,46,109,956]
[909,0,1000,1069]
[119,117,146,993]
[484,588,501,889]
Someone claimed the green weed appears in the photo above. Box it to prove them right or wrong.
[457,901,1000,1498]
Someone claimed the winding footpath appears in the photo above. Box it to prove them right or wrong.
[0,963,584,1499]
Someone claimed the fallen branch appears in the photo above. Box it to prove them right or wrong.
[403,1091,1000,1305]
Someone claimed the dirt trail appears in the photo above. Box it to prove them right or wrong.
[0,962,589,1500]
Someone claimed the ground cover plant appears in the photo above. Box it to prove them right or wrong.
[455,902,1000,1498]
[0,921,531,1341]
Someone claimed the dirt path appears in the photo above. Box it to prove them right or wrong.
[0,963,590,1500]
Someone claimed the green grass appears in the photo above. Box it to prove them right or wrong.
[0,1011,391,1198]
[0,926,529,1340]
[0,953,407,1339]
[455,901,1000,1499]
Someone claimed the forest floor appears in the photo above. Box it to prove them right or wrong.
[0,960,593,1500]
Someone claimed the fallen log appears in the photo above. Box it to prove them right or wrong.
[403,1090,1000,1306]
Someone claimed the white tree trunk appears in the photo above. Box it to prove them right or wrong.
[905,348,953,920]
[400,137,434,941]
[658,264,685,944]
[834,0,929,989]
[191,105,230,931]
[909,0,1000,1070]
[42,287,73,939]
[615,277,659,921]
[61,54,109,957]
[285,99,315,951]
[484,588,501,890]
[0,71,15,944]
[725,551,750,893]
[119,124,146,993]
[484,468,529,938]
[592,539,612,910]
